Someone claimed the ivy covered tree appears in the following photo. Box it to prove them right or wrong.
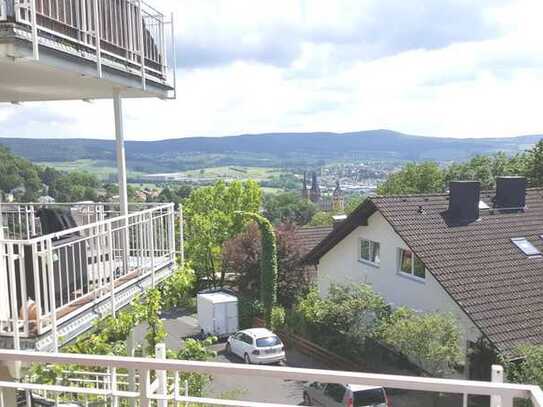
[238,212,278,328]
[223,222,310,309]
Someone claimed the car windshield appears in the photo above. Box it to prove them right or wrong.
[353,388,386,406]
[256,336,282,347]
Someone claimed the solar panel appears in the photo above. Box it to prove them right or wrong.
[511,238,541,256]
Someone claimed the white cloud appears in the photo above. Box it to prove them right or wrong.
[1,0,543,140]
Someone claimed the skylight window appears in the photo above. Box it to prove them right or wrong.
[511,238,541,256]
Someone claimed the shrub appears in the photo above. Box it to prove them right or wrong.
[271,306,286,331]
[376,307,462,377]
[239,297,263,329]
[160,264,197,310]
[506,344,543,388]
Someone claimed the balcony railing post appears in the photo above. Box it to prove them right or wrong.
[139,368,150,407]
[6,244,20,350]
[491,365,513,407]
[46,238,59,352]
[168,205,175,264]
[137,0,146,90]
[30,0,39,60]
[178,205,184,268]
[108,222,116,317]
[31,241,42,335]
[155,343,167,407]
[127,329,137,407]
[148,211,155,287]
[93,0,102,77]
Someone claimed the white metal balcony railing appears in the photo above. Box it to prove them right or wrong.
[0,350,541,407]
[0,0,174,86]
[0,202,176,351]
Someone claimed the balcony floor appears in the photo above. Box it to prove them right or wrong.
[0,255,174,352]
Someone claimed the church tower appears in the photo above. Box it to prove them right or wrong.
[302,171,309,200]
[310,171,321,203]
[332,180,344,211]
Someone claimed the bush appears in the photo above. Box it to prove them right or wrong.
[239,297,263,329]
[376,307,462,377]
[168,336,217,397]
[506,344,543,388]
[160,265,197,310]
[271,306,286,331]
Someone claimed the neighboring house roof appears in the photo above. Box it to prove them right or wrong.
[294,226,333,258]
[305,188,543,354]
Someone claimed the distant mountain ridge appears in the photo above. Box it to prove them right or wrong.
[1,130,541,172]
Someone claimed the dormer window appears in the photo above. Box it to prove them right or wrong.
[511,238,541,256]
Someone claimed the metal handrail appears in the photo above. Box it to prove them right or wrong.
[1,0,171,82]
[0,350,541,407]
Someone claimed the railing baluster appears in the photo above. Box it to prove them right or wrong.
[46,238,58,352]
[31,242,42,335]
[7,244,20,350]
[107,222,116,317]
[18,243,29,337]
[139,368,150,407]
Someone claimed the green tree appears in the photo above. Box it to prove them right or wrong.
[524,140,543,187]
[377,162,445,195]
[444,153,524,190]
[183,180,262,287]
[0,146,43,200]
[263,192,317,225]
[506,345,543,390]
[309,211,335,226]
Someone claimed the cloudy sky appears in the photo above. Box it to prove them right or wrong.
[1,0,543,140]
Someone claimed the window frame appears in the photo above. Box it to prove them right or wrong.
[398,248,426,281]
[359,238,381,266]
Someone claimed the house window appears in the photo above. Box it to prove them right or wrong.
[398,248,426,279]
[360,239,380,265]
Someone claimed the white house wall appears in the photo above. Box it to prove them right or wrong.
[318,211,482,346]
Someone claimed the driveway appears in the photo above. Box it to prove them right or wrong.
[207,342,328,405]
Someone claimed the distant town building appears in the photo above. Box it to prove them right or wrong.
[302,171,344,212]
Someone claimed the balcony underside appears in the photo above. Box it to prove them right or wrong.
[0,31,173,102]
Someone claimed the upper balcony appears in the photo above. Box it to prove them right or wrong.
[0,202,177,352]
[0,0,175,101]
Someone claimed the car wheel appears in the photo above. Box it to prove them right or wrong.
[225,343,231,354]
[244,353,251,364]
[303,392,312,406]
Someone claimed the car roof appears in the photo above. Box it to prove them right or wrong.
[240,328,276,338]
[346,384,384,392]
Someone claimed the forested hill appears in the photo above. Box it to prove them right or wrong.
[1,130,541,172]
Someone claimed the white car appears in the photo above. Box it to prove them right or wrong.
[303,383,390,407]
[226,328,286,364]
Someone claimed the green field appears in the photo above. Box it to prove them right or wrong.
[173,166,284,181]
[36,161,291,193]
[37,159,147,181]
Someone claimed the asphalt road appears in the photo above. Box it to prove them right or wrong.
[207,342,328,405]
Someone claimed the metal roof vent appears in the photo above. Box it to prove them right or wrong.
[448,181,480,224]
[494,176,527,210]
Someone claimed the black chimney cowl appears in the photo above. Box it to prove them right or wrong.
[494,176,527,210]
[448,181,481,223]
